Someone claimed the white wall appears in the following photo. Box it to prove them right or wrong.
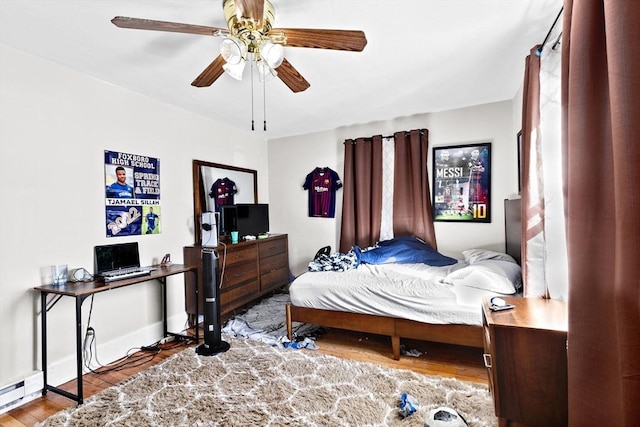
[268,101,519,276]
[0,41,524,389]
[0,44,269,387]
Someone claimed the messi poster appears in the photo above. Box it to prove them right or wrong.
[432,142,491,223]
[104,150,161,237]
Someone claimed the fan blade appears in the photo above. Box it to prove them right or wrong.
[276,59,310,93]
[192,55,227,87]
[270,28,367,51]
[232,0,265,25]
[111,16,228,37]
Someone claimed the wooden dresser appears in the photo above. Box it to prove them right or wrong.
[482,296,568,427]
[183,234,289,318]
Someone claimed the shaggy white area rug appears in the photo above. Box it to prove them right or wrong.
[38,334,497,426]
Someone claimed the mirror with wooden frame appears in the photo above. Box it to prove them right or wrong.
[192,160,258,245]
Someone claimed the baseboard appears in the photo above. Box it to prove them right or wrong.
[0,371,43,414]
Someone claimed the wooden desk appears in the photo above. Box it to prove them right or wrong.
[34,264,198,404]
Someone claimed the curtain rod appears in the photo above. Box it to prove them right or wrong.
[382,129,426,139]
[536,6,563,56]
[344,130,426,143]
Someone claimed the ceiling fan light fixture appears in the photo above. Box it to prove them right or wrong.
[220,36,246,65]
[256,60,277,82]
[259,41,284,69]
[112,0,366,95]
[222,60,246,80]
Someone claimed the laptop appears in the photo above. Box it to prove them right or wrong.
[94,242,152,282]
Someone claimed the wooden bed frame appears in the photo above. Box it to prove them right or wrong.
[285,198,522,360]
[286,304,483,360]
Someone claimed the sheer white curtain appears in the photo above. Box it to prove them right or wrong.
[539,38,568,300]
[379,136,395,240]
[523,34,568,301]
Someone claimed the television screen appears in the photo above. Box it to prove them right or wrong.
[236,203,269,237]
[218,205,237,236]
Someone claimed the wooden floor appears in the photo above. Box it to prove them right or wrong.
[0,328,487,427]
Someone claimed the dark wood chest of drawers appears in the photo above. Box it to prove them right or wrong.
[482,296,568,427]
[184,234,289,317]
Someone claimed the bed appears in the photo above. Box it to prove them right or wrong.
[285,198,522,360]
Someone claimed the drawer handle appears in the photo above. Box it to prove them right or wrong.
[483,353,492,368]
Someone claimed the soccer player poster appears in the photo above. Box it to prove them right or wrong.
[104,150,161,237]
[432,142,491,223]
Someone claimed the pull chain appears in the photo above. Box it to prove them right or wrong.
[250,58,255,131]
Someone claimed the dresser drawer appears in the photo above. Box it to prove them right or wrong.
[258,237,287,258]
[260,251,288,275]
[260,267,289,291]
[219,261,258,290]
[220,245,257,267]
[220,279,259,312]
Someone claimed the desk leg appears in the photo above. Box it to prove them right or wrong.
[161,272,199,342]
[161,277,168,337]
[40,292,48,396]
[41,294,84,404]
[75,297,83,404]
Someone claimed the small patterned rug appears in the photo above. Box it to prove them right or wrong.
[38,334,497,426]
[222,292,322,345]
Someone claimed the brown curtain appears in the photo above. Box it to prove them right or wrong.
[340,130,435,252]
[339,135,383,252]
[392,129,437,248]
[562,1,640,425]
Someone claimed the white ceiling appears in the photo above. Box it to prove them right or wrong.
[0,0,561,139]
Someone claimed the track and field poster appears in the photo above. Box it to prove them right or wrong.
[104,150,161,237]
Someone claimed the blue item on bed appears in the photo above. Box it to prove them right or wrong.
[308,236,456,271]
[357,236,457,266]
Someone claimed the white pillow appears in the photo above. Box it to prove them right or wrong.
[443,259,522,294]
[451,284,504,308]
[463,248,517,264]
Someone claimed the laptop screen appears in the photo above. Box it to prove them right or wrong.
[94,242,141,274]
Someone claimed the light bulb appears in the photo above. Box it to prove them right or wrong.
[259,41,284,69]
[220,37,246,65]
[223,60,246,80]
[256,61,277,82]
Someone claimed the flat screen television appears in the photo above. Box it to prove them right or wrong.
[218,205,237,236]
[218,203,269,238]
[236,203,269,237]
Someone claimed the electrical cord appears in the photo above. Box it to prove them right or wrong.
[217,241,227,289]
[80,290,194,374]
[82,295,96,368]
[83,328,190,376]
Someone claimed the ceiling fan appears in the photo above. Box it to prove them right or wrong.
[111,0,367,93]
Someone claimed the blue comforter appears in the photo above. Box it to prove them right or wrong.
[308,236,457,272]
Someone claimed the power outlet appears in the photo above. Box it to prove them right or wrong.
[160,336,175,344]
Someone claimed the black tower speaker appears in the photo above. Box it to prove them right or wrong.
[196,248,230,356]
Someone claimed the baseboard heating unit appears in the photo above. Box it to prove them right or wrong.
[0,371,43,414]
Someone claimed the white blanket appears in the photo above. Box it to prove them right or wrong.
[289,262,485,325]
